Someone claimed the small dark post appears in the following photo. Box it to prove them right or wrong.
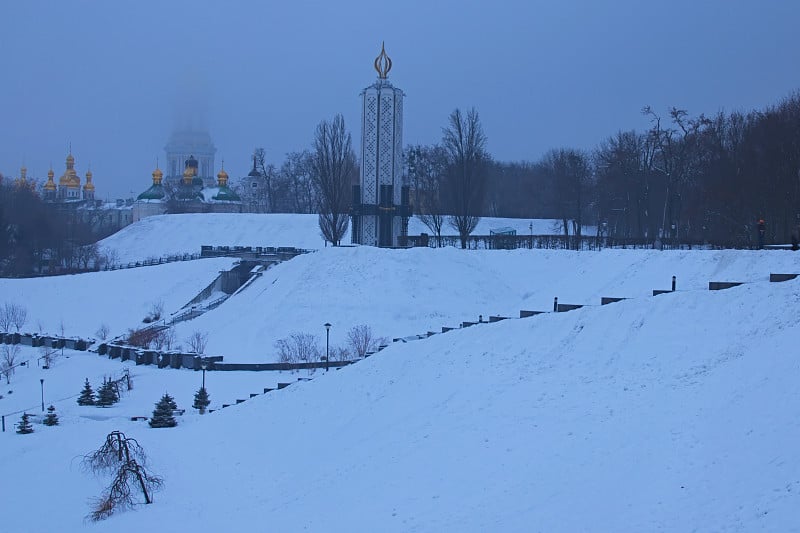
[40,378,44,412]
[2,415,5,432]
[672,276,676,291]
[478,315,483,323]
[324,323,331,372]
[553,297,558,312]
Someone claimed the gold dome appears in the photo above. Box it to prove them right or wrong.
[183,165,194,185]
[44,169,57,192]
[152,167,164,185]
[217,167,229,186]
[20,166,27,180]
[59,152,80,188]
[83,170,95,191]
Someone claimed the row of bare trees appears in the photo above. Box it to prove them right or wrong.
[240,90,800,249]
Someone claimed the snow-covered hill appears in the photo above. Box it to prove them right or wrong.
[1,269,798,532]
[2,213,799,531]
[0,258,236,340]
[173,246,799,362]
[98,213,571,264]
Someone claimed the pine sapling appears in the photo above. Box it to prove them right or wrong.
[193,387,210,414]
[43,405,59,426]
[16,412,33,434]
[77,378,95,406]
[149,393,177,428]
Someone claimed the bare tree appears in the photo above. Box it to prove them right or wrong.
[1,344,20,383]
[0,302,25,332]
[442,108,489,248]
[281,150,318,213]
[96,323,110,341]
[186,330,208,354]
[347,324,380,357]
[311,114,356,246]
[407,144,449,246]
[83,431,163,521]
[39,343,57,368]
[540,148,592,248]
[275,333,321,364]
[0,304,11,333]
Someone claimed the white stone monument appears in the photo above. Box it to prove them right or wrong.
[351,43,411,247]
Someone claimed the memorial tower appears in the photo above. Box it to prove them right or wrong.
[351,43,411,247]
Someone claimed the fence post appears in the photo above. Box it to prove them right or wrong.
[553,297,558,312]
[672,276,676,291]
[1,415,4,432]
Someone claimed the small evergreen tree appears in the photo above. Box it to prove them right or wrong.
[165,393,177,411]
[77,378,96,406]
[96,378,119,407]
[192,387,210,414]
[43,405,59,426]
[149,393,177,428]
[16,412,33,434]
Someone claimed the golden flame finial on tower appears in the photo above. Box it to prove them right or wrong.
[373,42,392,80]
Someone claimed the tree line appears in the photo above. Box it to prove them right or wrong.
[249,91,800,248]
[0,179,113,276]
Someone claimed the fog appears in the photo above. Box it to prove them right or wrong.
[2,0,799,199]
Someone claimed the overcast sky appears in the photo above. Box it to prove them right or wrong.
[2,0,799,200]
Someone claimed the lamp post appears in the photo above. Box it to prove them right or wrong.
[200,358,207,390]
[324,323,331,372]
[529,222,533,249]
[39,378,44,412]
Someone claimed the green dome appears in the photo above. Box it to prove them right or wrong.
[137,184,165,201]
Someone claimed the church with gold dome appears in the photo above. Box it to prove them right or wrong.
[133,154,242,222]
[39,152,96,203]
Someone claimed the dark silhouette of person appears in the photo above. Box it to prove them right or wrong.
[791,224,799,251]
[757,218,766,249]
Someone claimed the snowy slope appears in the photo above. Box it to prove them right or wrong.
[98,213,572,264]
[170,246,800,362]
[1,274,798,532]
[0,258,236,340]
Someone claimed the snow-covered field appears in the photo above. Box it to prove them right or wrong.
[1,213,799,532]
[99,213,574,264]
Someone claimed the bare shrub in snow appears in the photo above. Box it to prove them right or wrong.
[347,324,383,357]
[330,345,351,362]
[143,301,164,324]
[186,331,208,354]
[275,333,320,364]
[127,328,160,349]
[39,343,58,368]
[83,431,163,521]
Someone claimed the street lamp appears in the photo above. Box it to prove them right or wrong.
[39,378,44,412]
[200,358,208,390]
[529,222,533,249]
[324,323,331,372]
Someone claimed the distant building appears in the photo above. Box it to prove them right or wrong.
[238,154,269,213]
[133,155,242,222]
[164,129,217,188]
[5,153,133,235]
